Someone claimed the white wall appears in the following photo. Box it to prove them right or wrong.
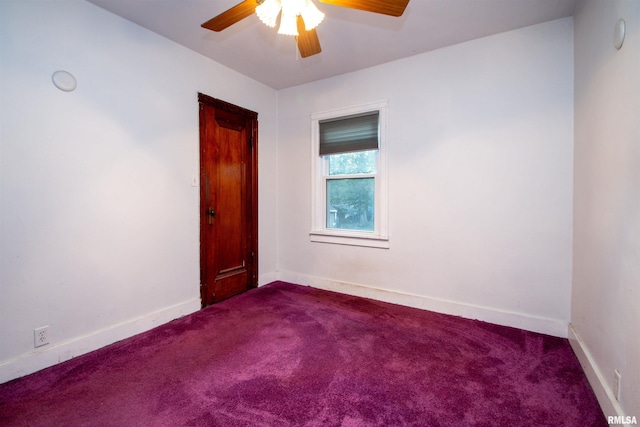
[0,0,278,382]
[277,18,574,337]
[571,0,640,420]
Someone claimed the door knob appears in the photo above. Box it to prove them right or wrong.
[208,207,216,225]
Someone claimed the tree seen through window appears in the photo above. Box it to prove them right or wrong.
[326,150,377,231]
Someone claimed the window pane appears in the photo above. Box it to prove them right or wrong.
[326,178,374,231]
[327,150,377,176]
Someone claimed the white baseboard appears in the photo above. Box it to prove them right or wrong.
[258,271,279,287]
[276,271,568,338]
[568,323,628,423]
[0,298,201,384]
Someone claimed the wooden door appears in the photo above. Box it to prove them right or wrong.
[199,94,258,307]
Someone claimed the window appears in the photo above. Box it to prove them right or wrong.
[310,101,389,248]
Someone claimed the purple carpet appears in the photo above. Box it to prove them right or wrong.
[1,281,606,426]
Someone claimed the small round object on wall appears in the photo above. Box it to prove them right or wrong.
[614,18,626,50]
[51,70,77,92]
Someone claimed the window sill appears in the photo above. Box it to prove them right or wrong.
[309,231,390,249]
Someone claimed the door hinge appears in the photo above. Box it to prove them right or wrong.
[250,251,254,262]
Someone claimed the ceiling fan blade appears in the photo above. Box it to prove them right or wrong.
[296,16,322,58]
[201,0,259,32]
[318,0,409,17]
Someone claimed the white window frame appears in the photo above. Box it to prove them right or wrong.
[310,100,389,248]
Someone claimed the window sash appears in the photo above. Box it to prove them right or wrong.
[324,175,376,232]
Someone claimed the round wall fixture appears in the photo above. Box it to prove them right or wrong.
[614,18,626,50]
[51,70,77,92]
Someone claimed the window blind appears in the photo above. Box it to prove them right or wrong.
[319,111,379,155]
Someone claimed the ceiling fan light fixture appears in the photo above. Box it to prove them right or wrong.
[300,0,324,30]
[257,0,324,35]
[278,11,299,35]
[256,0,281,28]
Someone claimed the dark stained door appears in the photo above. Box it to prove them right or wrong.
[199,94,258,307]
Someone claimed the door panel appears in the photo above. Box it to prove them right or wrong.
[199,94,258,306]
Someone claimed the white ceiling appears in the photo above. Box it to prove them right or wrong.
[86,0,577,90]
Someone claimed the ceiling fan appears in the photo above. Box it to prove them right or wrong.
[201,0,410,58]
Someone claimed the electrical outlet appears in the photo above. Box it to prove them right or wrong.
[34,326,50,348]
[613,369,622,402]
